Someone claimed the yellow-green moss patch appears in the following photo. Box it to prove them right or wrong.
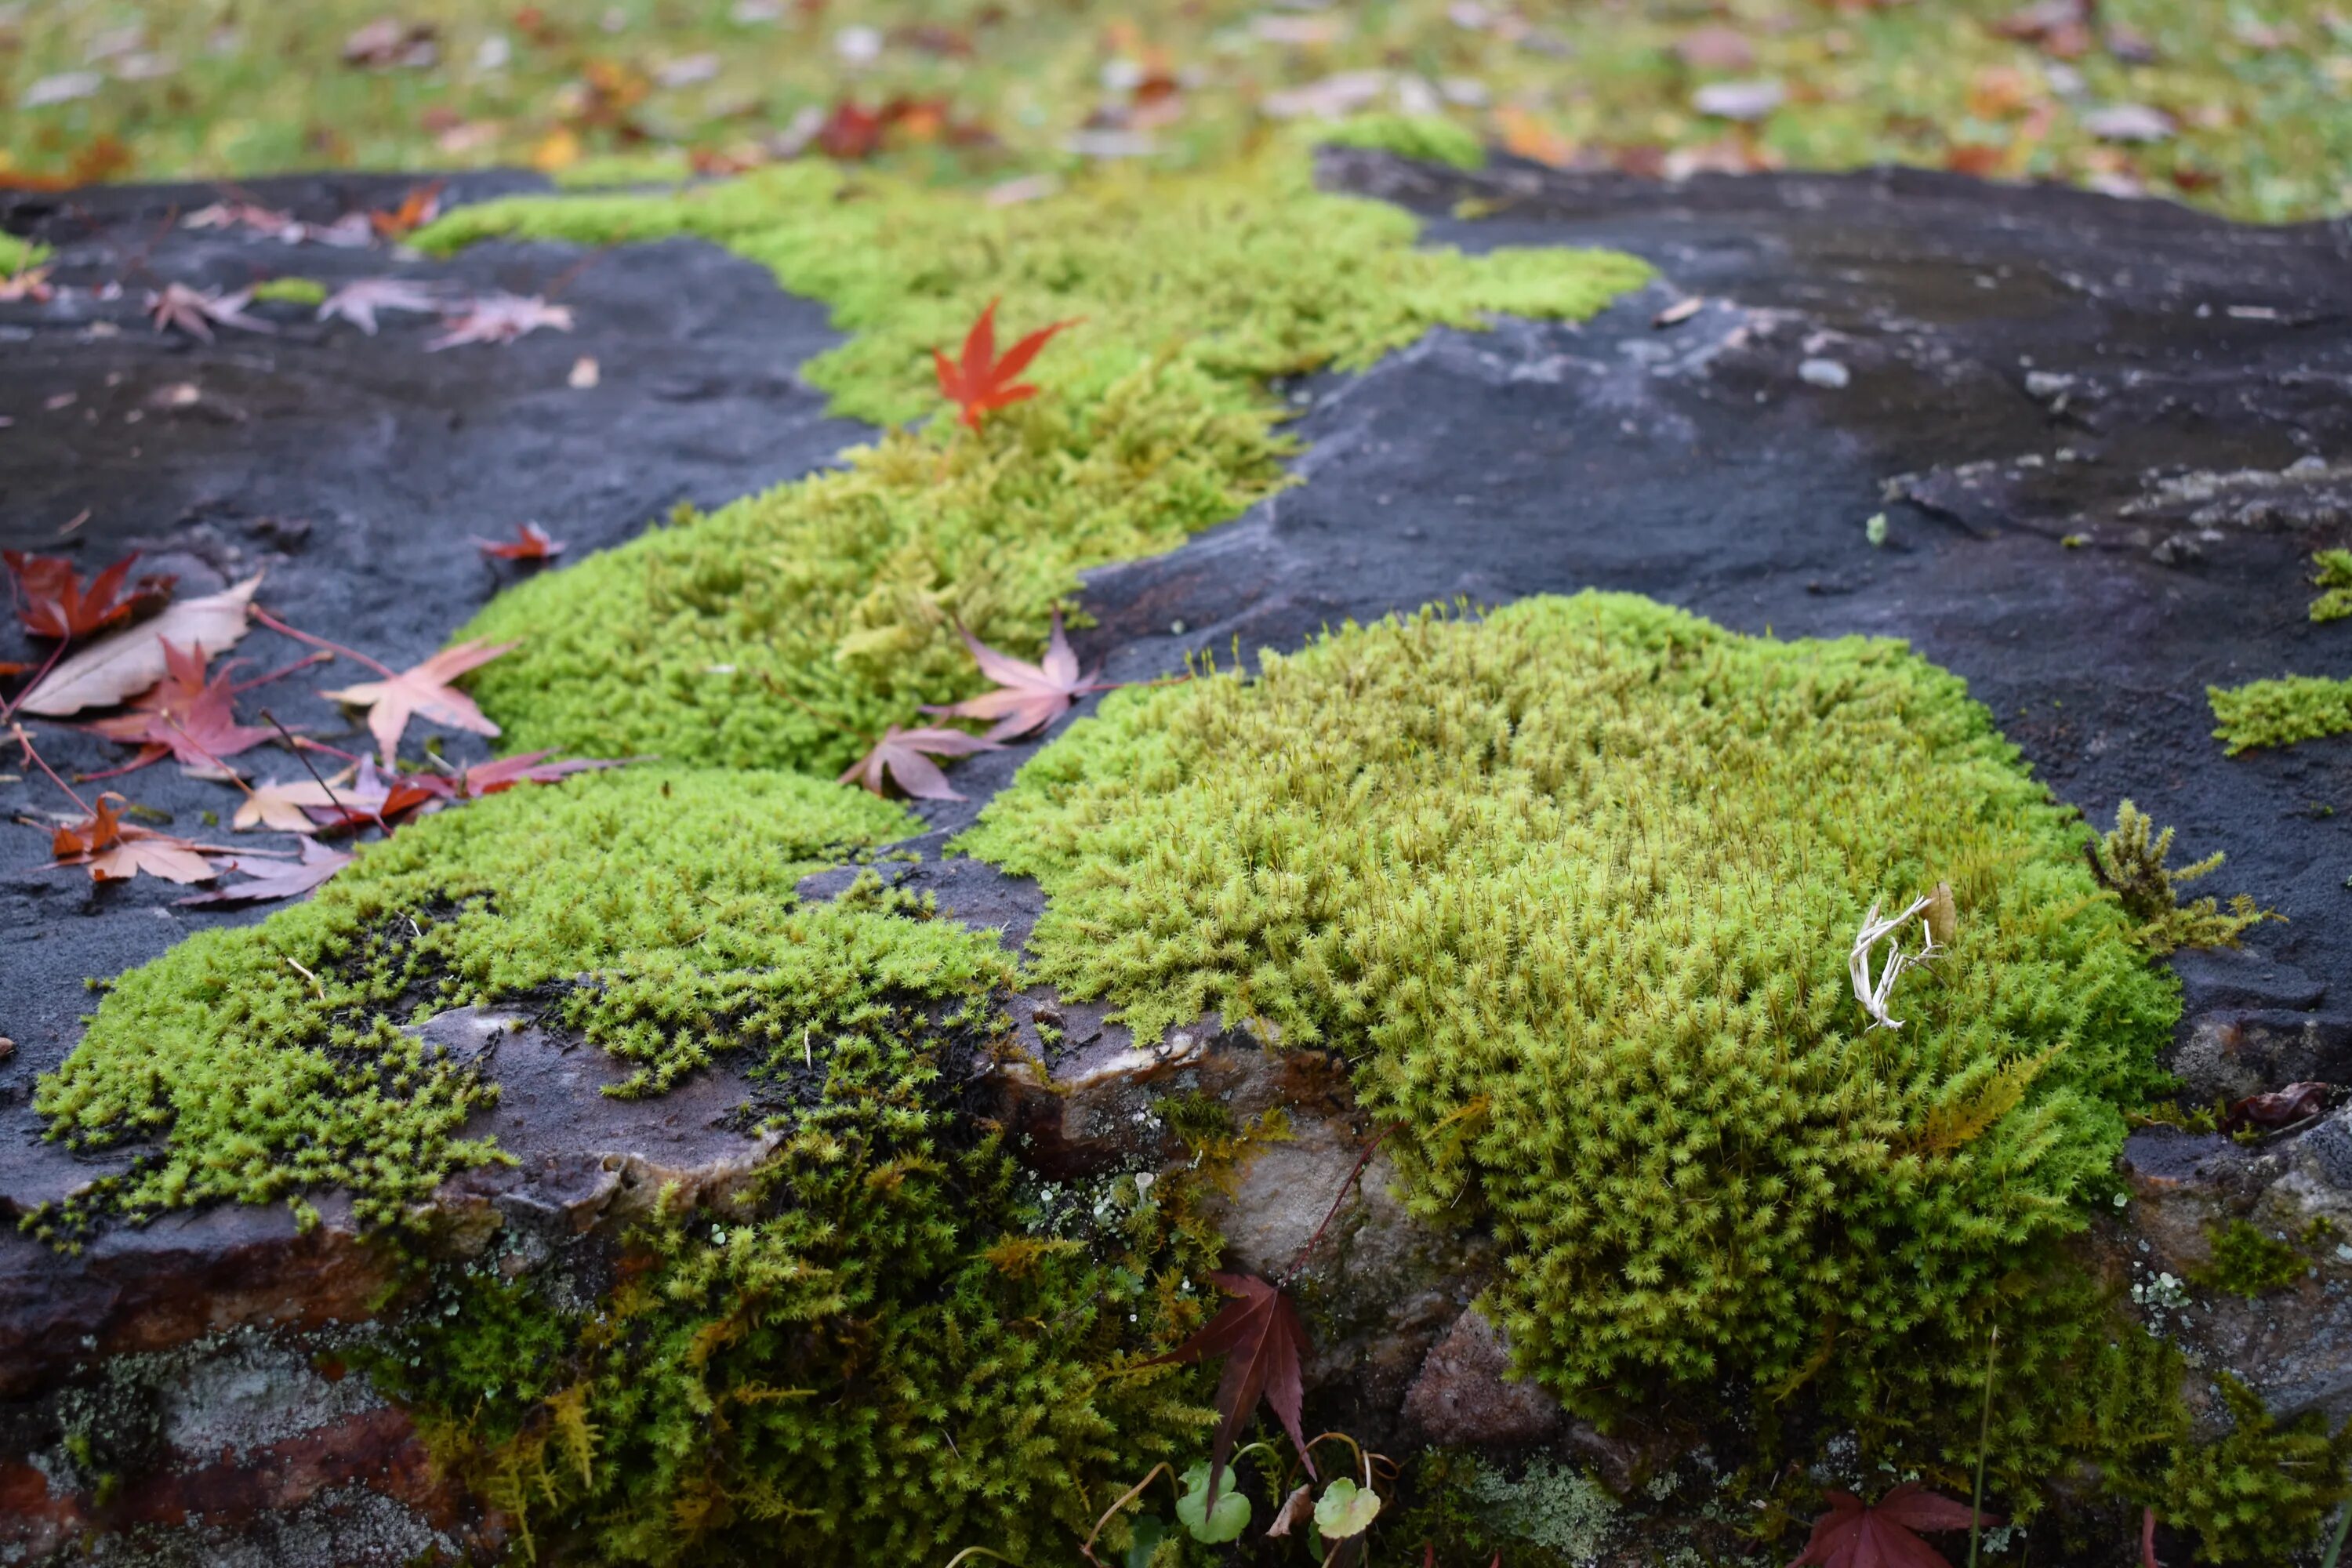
[416,156,1650,774]
[33,768,1012,1234]
[1313,114,1489,170]
[961,594,2177,1411]
[0,232,48,276]
[2209,673,2352,753]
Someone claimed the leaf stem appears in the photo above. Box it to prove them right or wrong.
[1279,1121,1401,1287]
[252,606,397,678]
[9,722,90,815]
[1969,1325,1998,1568]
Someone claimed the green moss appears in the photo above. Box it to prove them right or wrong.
[415,156,1650,773]
[2312,549,2352,623]
[1312,114,1489,170]
[32,768,1016,1233]
[2198,1219,2310,1298]
[2209,673,2352,753]
[0,231,49,276]
[2088,800,2275,954]
[551,150,696,188]
[248,275,328,306]
[961,595,2176,1410]
[377,1025,1218,1566]
[2162,1374,2352,1565]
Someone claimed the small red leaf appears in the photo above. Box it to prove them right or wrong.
[1145,1272,1316,1506]
[1791,1484,1998,1568]
[837,725,998,801]
[5,551,176,642]
[931,299,1075,430]
[470,522,568,562]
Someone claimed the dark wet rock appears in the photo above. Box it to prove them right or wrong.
[9,152,2352,1554]
[1403,1307,1566,1448]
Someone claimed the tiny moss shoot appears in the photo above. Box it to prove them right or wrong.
[414,154,1650,774]
[963,594,2179,1409]
[31,768,1011,1235]
[2089,799,2274,954]
[2209,673,2352,753]
[248,275,328,306]
[2313,548,2352,623]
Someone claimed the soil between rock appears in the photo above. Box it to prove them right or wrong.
[3,154,2352,1526]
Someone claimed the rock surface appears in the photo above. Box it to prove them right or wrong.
[7,154,2352,1556]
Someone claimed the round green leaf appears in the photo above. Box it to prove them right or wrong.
[1313,1477,1381,1539]
[1176,1461,1252,1544]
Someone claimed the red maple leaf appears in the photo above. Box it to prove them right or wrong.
[5,551,176,642]
[837,725,999,801]
[1791,1483,1998,1568]
[446,749,626,798]
[368,179,446,241]
[470,522,567,562]
[931,299,1075,430]
[920,609,1105,740]
[1145,1272,1316,1508]
[296,756,444,833]
[85,641,277,779]
[817,100,890,159]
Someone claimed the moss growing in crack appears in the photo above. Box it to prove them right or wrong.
[32,768,1012,1235]
[413,155,1650,773]
[2163,1374,2352,1565]
[2209,673,2352,753]
[2311,548,2352,623]
[962,593,2177,1417]
[2198,1218,2310,1298]
[376,1031,1220,1566]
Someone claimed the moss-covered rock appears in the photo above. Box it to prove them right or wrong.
[414,156,1651,775]
[961,595,2178,1411]
[33,768,1006,1234]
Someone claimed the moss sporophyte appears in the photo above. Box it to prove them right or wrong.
[33,150,2345,1558]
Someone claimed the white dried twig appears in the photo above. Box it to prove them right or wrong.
[1849,893,1940,1032]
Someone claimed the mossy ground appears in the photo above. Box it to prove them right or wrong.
[416,154,1649,774]
[9,0,2352,223]
[2210,673,2352,754]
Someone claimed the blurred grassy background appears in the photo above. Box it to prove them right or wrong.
[3,0,2348,221]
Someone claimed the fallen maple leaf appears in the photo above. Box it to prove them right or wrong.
[318,276,447,334]
[838,725,998,801]
[443,748,625,797]
[470,522,566,561]
[427,293,574,350]
[147,282,275,341]
[5,551,174,642]
[1145,1272,1316,1508]
[85,641,275,779]
[293,756,442,832]
[19,575,260,717]
[1792,1483,1997,1568]
[932,299,1075,430]
[920,609,1102,740]
[180,836,352,906]
[183,200,303,241]
[321,639,517,765]
[234,769,352,833]
[48,793,221,884]
[368,179,445,241]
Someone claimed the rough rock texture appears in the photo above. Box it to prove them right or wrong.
[8,154,2352,1555]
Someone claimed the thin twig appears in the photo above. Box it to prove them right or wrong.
[0,637,68,724]
[252,606,397,678]
[229,649,332,693]
[1279,1121,1402,1287]
[9,723,90,815]
[1969,1326,1998,1568]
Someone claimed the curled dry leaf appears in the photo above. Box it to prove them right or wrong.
[2223,1081,2330,1134]
[19,575,260,717]
[180,836,352,906]
[837,725,999,801]
[932,299,1076,430]
[920,609,1103,740]
[321,638,518,765]
[1265,1483,1314,1539]
[5,550,174,642]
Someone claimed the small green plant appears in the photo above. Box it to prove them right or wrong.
[2210,673,2352,753]
[2198,1219,2310,1298]
[2161,1376,2352,1565]
[2089,799,2276,953]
